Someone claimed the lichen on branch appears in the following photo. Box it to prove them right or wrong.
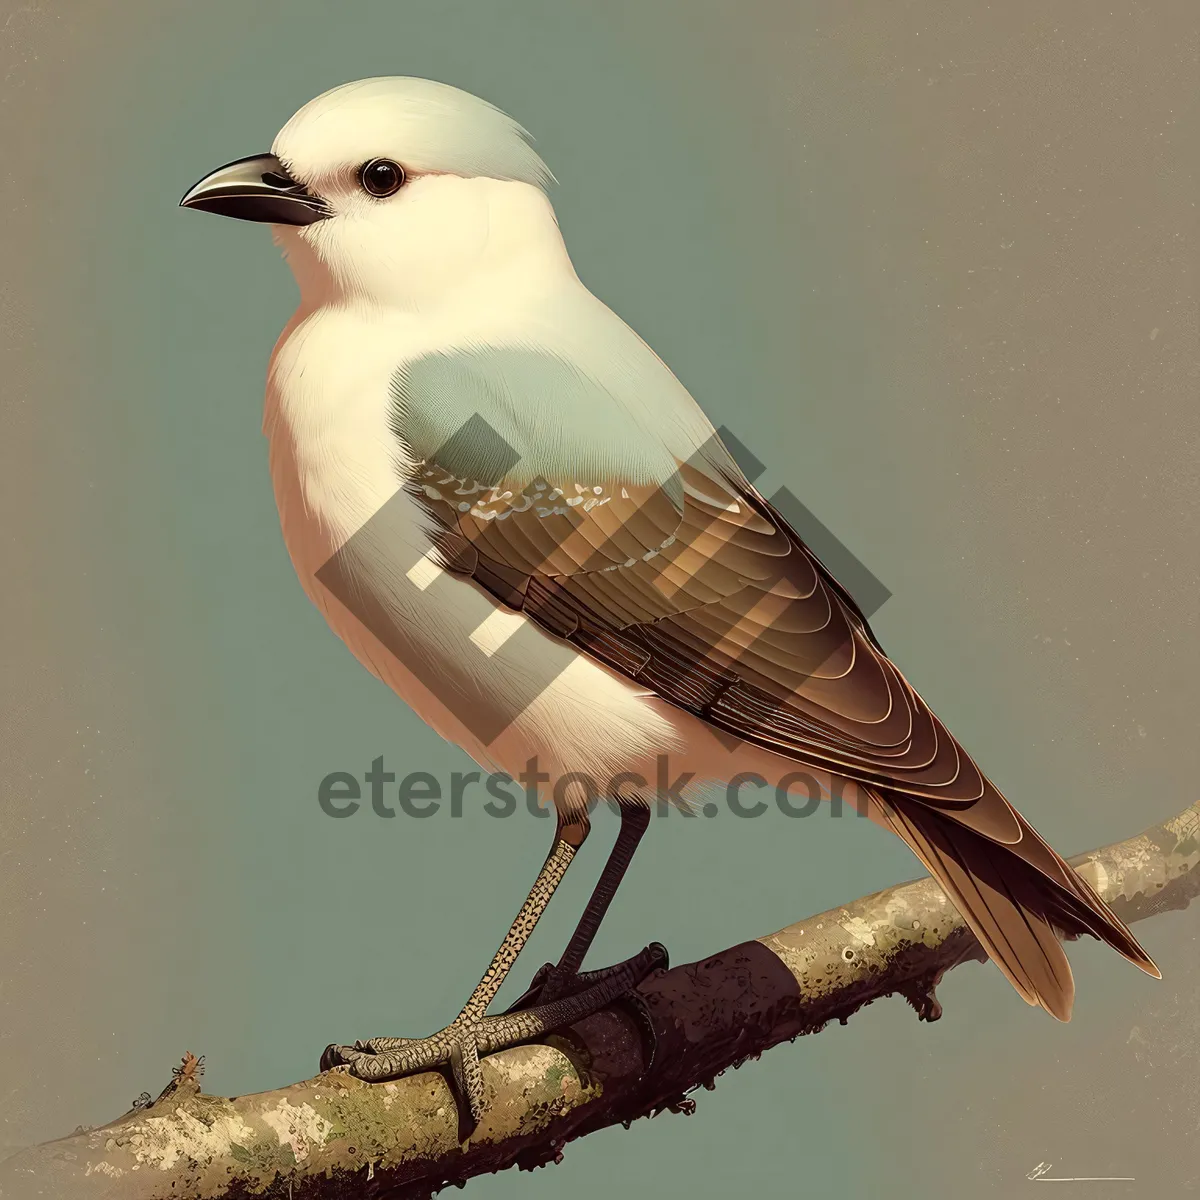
[3,802,1196,1200]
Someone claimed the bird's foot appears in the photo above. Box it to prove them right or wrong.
[320,942,666,1132]
[504,942,669,1011]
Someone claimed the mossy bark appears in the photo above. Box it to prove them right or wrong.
[3,802,1196,1200]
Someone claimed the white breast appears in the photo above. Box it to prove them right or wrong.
[262,294,849,817]
[263,302,687,803]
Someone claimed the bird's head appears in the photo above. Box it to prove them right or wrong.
[181,77,560,307]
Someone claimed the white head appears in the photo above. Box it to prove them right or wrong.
[182,77,569,308]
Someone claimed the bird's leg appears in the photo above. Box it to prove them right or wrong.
[319,810,663,1131]
[507,803,656,1011]
[558,805,651,976]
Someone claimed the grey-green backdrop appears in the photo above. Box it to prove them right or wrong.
[2,2,1196,1196]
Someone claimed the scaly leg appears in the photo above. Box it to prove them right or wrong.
[320,810,662,1130]
[507,803,654,1010]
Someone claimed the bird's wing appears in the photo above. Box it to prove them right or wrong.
[387,342,1011,829]
[386,339,1161,993]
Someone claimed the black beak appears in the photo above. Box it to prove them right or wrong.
[179,154,329,226]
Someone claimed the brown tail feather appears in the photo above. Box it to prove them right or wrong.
[867,788,1159,1021]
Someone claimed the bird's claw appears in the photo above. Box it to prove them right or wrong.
[321,942,668,1133]
[322,1019,489,1130]
[504,942,669,1012]
[503,961,576,1012]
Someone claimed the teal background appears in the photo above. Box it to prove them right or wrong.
[2,2,1196,1195]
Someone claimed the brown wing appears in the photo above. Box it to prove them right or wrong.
[412,456,1009,822]
[411,454,1159,997]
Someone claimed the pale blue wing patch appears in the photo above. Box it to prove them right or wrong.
[388,345,685,502]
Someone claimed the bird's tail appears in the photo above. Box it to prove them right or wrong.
[865,787,1160,1020]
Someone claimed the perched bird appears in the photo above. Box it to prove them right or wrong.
[182,77,1158,1126]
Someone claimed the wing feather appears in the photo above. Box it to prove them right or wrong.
[384,339,1158,990]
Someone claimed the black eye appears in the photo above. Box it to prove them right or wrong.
[359,158,406,198]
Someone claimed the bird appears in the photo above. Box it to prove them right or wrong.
[181,76,1159,1127]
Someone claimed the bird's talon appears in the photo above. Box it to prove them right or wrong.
[505,943,668,1013]
[319,1043,364,1073]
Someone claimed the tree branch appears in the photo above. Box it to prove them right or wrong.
[4,801,1197,1200]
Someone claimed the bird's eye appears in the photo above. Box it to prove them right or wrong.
[359,158,406,198]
